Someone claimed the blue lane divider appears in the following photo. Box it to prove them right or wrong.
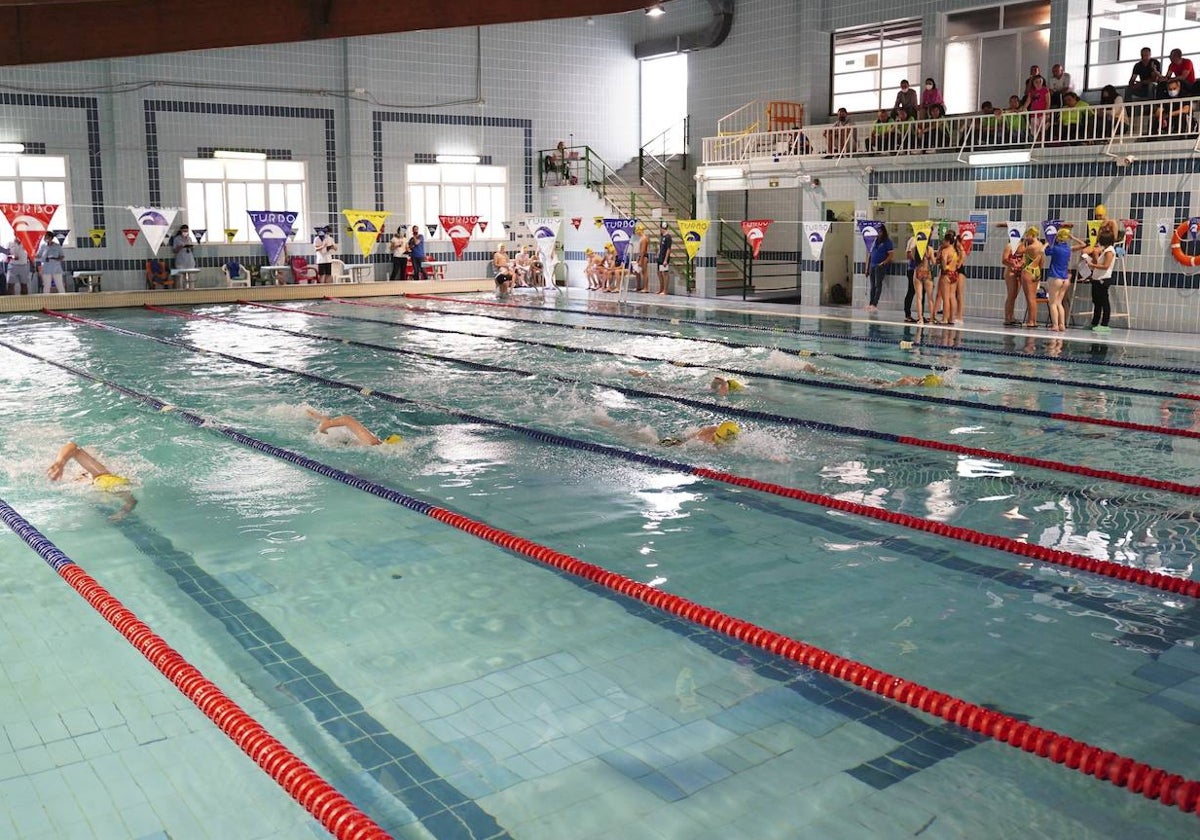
[0,498,75,573]
[337,297,1196,403]
[418,294,1200,376]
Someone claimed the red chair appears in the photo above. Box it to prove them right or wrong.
[289,256,319,284]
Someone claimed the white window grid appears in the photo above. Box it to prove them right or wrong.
[1086,0,1200,90]
[0,155,73,247]
[405,164,508,240]
[181,158,308,244]
[831,19,923,115]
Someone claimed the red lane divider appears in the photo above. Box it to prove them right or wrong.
[55,563,390,839]
[1051,412,1200,439]
[421,505,1200,818]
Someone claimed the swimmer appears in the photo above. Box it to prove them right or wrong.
[890,373,945,388]
[660,420,740,447]
[47,441,137,520]
[710,376,745,396]
[307,409,402,446]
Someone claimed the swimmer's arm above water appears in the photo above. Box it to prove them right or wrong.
[307,409,382,446]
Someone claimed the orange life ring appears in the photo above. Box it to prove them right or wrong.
[1171,221,1200,268]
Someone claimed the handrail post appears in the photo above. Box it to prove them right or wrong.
[638,147,644,185]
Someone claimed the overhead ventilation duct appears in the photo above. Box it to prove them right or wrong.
[634,0,734,60]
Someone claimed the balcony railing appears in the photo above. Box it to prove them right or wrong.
[701,97,1200,165]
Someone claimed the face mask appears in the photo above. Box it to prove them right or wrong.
[1168,89,1180,98]
[925,83,933,90]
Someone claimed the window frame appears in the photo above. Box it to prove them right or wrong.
[1084,0,1200,91]
[830,18,923,116]
[180,157,309,245]
[405,163,509,241]
[0,154,74,248]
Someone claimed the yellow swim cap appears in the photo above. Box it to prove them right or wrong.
[382,434,403,445]
[713,421,740,443]
[1095,203,1107,218]
[635,224,645,233]
[93,474,130,491]
[1056,228,1072,241]
[921,373,943,387]
[726,379,744,391]
[1025,226,1040,239]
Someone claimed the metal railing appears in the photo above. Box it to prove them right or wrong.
[701,96,1200,165]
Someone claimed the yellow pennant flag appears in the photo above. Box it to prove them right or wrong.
[677,219,711,261]
[88,228,105,247]
[225,228,238,243]
[1086,219,1102,247]
[342,209,391,257]
[911,220,933,260]
[593,216,604,229]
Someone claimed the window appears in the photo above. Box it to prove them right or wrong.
[831,19,922,114]
[406,163,507,239]
[182,158,307,243]
[943,1,1051,114]
[0,155,71,245]
[1087,0,1200,89]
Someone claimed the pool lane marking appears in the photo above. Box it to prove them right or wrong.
[406,293,1200,379]
[134,304,1200,498]
[0,499,393,840]
[33,312,1200,600]
[330,296,1199,405]
[5,341,1198,820]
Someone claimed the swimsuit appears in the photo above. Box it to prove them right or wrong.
[93,473,130,492]
[1022,250,1042,280]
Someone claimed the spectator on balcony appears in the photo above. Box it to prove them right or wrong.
[1002,95,1028,145]
[1047,64,1074,109]
[1098,85,1127,136]
[1021,65,1042,104]
[1165,49,1196,96]
[920,78,943,112]
[866,109,894,152]
[973,101,998,144]
[919,102,950,150]
[1059,91,1094,141]
[1153,79,1193,134]
[824,108,857,154]
[1127,47,1162,100]
[1024,74,1050,139]
[894,80,918,119]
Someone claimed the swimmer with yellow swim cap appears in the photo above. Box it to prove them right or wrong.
[710,376,745,396]
[307,409,402,446]
[48,442,137,520]
[660,420,741,447]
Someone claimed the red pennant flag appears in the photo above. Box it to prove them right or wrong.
[571,217,582,230]
[957,221,977,249]
[439,214,479,259]
[478,220,489,233]
[1120,219,1138,251]
[740,219,773,259]
[0,203,58,258]
[123,228,140,245]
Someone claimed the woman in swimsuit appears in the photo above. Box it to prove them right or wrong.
[1001,232,1024,326]
[1016,227,1046,327]
[937,231,965,325]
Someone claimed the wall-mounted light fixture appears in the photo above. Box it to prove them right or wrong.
[435,154,482,164]
[645,4,666,17]
[967,150,1031,166]
[213,149,267,160]
[0,142,26,154]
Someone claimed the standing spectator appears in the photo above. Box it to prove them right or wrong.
[632,224,650,292]
[894,80,918,118]
[312,225,337,282]
[1047,64,1074,109]
[0,245,7,295]
[903,229,918,322]
[409,225,427,279]
[865,224,893,312]
[1127,47,1162,100]
[388,225,409,280]
[920,78,943,113]
[655,224,673,295]
[1153,79,1192,133]
[1165,49,1196,95]
[170,224,196,270]
[1024,74,1050,139]
[1021,65,1043,104]
[37,233,66,294]
[824,108,857,154]
[1080,229,1117,331]
[7,238,30,295]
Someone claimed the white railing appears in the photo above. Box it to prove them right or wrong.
[716,99,766,136]
[701,97,1200,165]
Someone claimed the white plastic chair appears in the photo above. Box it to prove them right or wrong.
[330,259,355,284]
[221,262,251,288]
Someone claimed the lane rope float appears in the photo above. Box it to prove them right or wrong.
[26,315,1198,599]
[3,347,1197,819]
[0,498,392,840]
[330,296,1200,404]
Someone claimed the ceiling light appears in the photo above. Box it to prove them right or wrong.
[213,149,267,160]
[0,142,25,154]
[435,154,481,164]
[645,4,666,17]
[968,150,1030,166]
[702,166,745,180]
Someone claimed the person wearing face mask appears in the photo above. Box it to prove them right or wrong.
[919,78,943,112]
[894,80,917,119]
[1154,80,1192,133]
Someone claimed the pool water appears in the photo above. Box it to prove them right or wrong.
[1,295,1198,839]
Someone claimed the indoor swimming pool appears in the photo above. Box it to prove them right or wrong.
[1,293,1198,839]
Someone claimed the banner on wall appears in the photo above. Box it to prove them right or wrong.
[342,209,391,257]
[247,210,297,265]
[741,219,773,259]
[0,204,58,259]
[968,212,988,244]
[1006,221,1024,249]
[912,221,934,260]
[957,221,977,250]
[88,228,105,247]
[439,214,479,259]
[1042,219,1063,240]
[856,219,881,255]
[571,217,582,230]
[603,218,638,263]
[1120,219,1137,251]
[677,219,710,261]
[524,217,561,275]
[129,206,177,255]
[1156,219,1172,248]
[803,221,831,260]
[1086,219,1102,247]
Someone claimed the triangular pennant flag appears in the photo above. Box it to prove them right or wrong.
[856,219,881,256]
[603,218,637,263]
[130,206,177,255]
[741,219,773,259]
[123,228,140,246]
[524,217,561,281]
[0,203,59,258]
[342,209,390,257]
[957,221,977,250]
[1006,221,1024,250]
[593,216,604,229]
[571,217,582,230]
[478,220,489,234]
[427,224,438,238]
[1156,219,1172,247]
[1120,219,1137,251]
[803,221,831,260]
[677,220,710,261]
[225,228,238,243]
[1042,219,1062,240]
[912,221,934,260]
[502,222,512,231]
[88,227,106,247]
[51,229,70,245]
[439,214,479,259]
[192,228,206,243]
[1190,217,1200,241]
[1086,220,1102,247]
[248,209,298,265]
